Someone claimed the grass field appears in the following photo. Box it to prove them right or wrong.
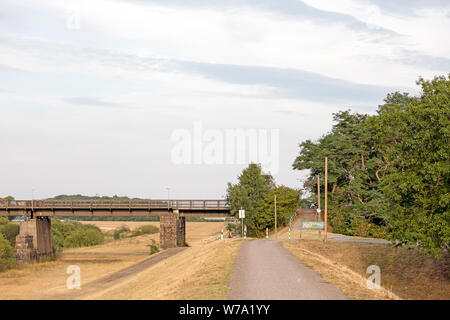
[284,240,450,300]
[0,221,238,299]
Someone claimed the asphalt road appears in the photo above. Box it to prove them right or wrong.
[227,240,347,300]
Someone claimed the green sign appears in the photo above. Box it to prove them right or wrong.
[302,221,325,229]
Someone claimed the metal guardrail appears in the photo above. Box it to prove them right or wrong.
[0,199,229,210]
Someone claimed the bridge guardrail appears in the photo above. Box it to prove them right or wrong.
[0,199,229,210]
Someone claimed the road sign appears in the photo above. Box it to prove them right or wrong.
[239,209,245,219]
[302,221,325,229]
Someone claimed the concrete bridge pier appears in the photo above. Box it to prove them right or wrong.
[160,210,186,249]
[15,217,55,264]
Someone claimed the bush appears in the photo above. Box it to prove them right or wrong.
[63,228,104,248]
[51,219,104,248]
[0,234,15,272]
[147,239,159,255]
[113,225,130,240]
[0,222,20,246]
[131,225,159,237]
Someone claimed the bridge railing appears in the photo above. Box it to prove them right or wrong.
[0,199,229,210]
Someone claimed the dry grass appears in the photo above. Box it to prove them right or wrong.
[284,240,450,300]
[0,221,228,299]
[82,238,242,300]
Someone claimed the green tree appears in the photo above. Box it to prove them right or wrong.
[256,186,301,230]
[368,75,450,256]
[226,163,274,236]
[292,75,449,256]
[293,110,387,235]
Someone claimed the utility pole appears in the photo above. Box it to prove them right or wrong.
[274,195,277,238]
[317,175,321,221]
[324,157,328,242]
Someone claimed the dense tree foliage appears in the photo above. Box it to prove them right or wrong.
[257,186,301,231]
[293,75,449,257]
[226,163,300,236]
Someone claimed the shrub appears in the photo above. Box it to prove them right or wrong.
[51,219,104,248]
[147,239,159,255]
[0,222,20,246]
[113,226,130,240]
[63,228,104,248]
[131,225,159,237]
[0,234,15,272]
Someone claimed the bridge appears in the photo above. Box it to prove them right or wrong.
[0,199,230,217]
[0,199,231,264]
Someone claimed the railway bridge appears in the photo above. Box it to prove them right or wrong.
[0,199,231,263]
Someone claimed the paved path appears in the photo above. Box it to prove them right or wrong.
[227,240,347,300]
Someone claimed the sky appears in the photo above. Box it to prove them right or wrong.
[0,0,449,200]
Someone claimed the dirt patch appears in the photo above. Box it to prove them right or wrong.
[284,240,450,300]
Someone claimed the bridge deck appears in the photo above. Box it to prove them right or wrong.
[0,199,231,217]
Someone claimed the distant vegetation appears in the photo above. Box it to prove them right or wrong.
[51,219,104,249]
[292,75,449,257]
[226,163,301,237]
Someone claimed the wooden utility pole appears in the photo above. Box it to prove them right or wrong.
[324,157,328,242]
[317,175,321,221]
[274,195,277,238]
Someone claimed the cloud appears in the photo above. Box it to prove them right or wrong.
[64,96,122,108]
[122,0,397,36]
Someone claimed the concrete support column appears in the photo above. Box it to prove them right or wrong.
[15,217,55,264]
[160,210,186,249]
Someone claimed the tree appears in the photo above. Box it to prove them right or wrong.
[292,75,450,257]
[226,163,274,236]
[368,75,450,256]
[293,110,387,236]
[256,186,300,231]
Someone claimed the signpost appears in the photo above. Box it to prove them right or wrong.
[239,208,245,238]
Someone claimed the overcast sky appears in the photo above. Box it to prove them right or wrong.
[1,0,449,200]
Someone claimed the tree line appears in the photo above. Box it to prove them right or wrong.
[292,75,449,257]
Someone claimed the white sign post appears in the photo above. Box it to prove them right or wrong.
[239,209,245,237]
